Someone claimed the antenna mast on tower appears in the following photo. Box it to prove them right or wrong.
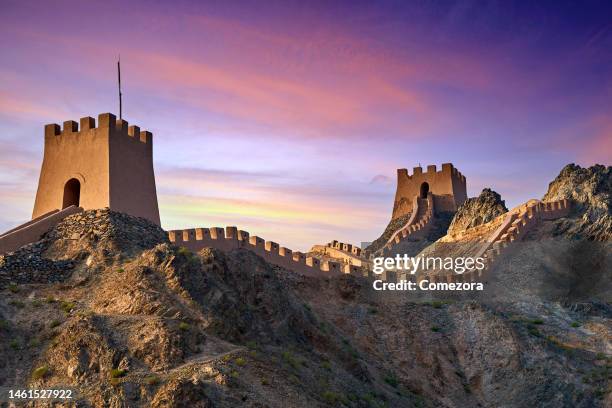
[117,56,122,120]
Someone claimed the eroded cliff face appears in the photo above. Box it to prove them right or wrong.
[543,164,612,240]
[447,188,507,235]
[0,209,610,407]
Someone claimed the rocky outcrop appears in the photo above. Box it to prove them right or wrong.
[448,188,507,234]
[543,164,611,240]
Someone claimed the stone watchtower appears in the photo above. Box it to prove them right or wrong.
[391,163,467,219]
[32,113,161,225]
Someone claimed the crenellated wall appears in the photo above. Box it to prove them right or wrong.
[379,193,435,256]
[392,163,466,219]
[427,198,572,284]
[32,113,160,225]
[326,240,364,257]
[168,227,365,277]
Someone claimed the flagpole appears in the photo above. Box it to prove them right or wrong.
[118,56,122,120]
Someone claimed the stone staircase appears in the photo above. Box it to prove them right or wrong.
[379,193,434,256]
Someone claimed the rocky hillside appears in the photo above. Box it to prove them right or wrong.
[0,209,610,407]
[448,188,507,235]
[543,164,611,240]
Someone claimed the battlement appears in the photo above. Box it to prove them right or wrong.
[326,240,363,257]
[44,113,153,145]
[397,163,465,183]
[168,226,364,277]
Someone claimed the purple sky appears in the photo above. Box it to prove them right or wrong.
[1,0,610,250]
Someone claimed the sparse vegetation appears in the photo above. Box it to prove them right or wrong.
[145,375,160,385]
[28,338,41,348]
[431,300,444,309]
[60,301,75,314]
[527,325,541,337]
[0,319,9,330]
[31,366,49,380]
[8,283,19,293]
[9,339,20,350]
[384,374,399,388]
[282,351,301,369]
[431,326,441,332]
[531,319,544,325]
[571,322,580,328]
[260,377,269,385]
[117,268,125,273]
[110,368,127,378]
[178,321,190,331]
[322,390,339,403]
[45,295,55,303]
[49,319,61,328]
[235,357,247,367]
[9,300,25,308]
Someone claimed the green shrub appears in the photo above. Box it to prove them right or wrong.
[527,326,541,337]
[177,247,193,257]
[384,374,399,388]
[60,301,75,314]
[31,366,49,380]
[531,319,544,325]
[110,377,121,386]
[8,283,19,293]
[0,319,9,330]
[245,340,258,350]
[178,322,190,331]
[431,326,441,332]
[110,368,127,378]
[145,375,160,385]
[571,322,580,328]
[321,361,332,371]
[431,301,444,309]
[282,351,300,369]
[117,268,125,273]
[28,338,41,348]
[49,320,61,328]
[368,307,378,314]
[261,377,269,385]
[45,295,55,303]
[235,357,247,367]
[9,339,20,350]
[322,391,338,403]
[31,300,42,308]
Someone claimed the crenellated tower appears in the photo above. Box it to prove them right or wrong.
[392,163,467,219]
[32,113,160,225]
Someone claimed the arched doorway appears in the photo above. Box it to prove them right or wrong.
[420,182,429,198]
[62,178,81,209]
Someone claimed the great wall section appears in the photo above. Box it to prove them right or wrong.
[0,114,577,288]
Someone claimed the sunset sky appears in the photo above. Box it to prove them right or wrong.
[1,1,610,250]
